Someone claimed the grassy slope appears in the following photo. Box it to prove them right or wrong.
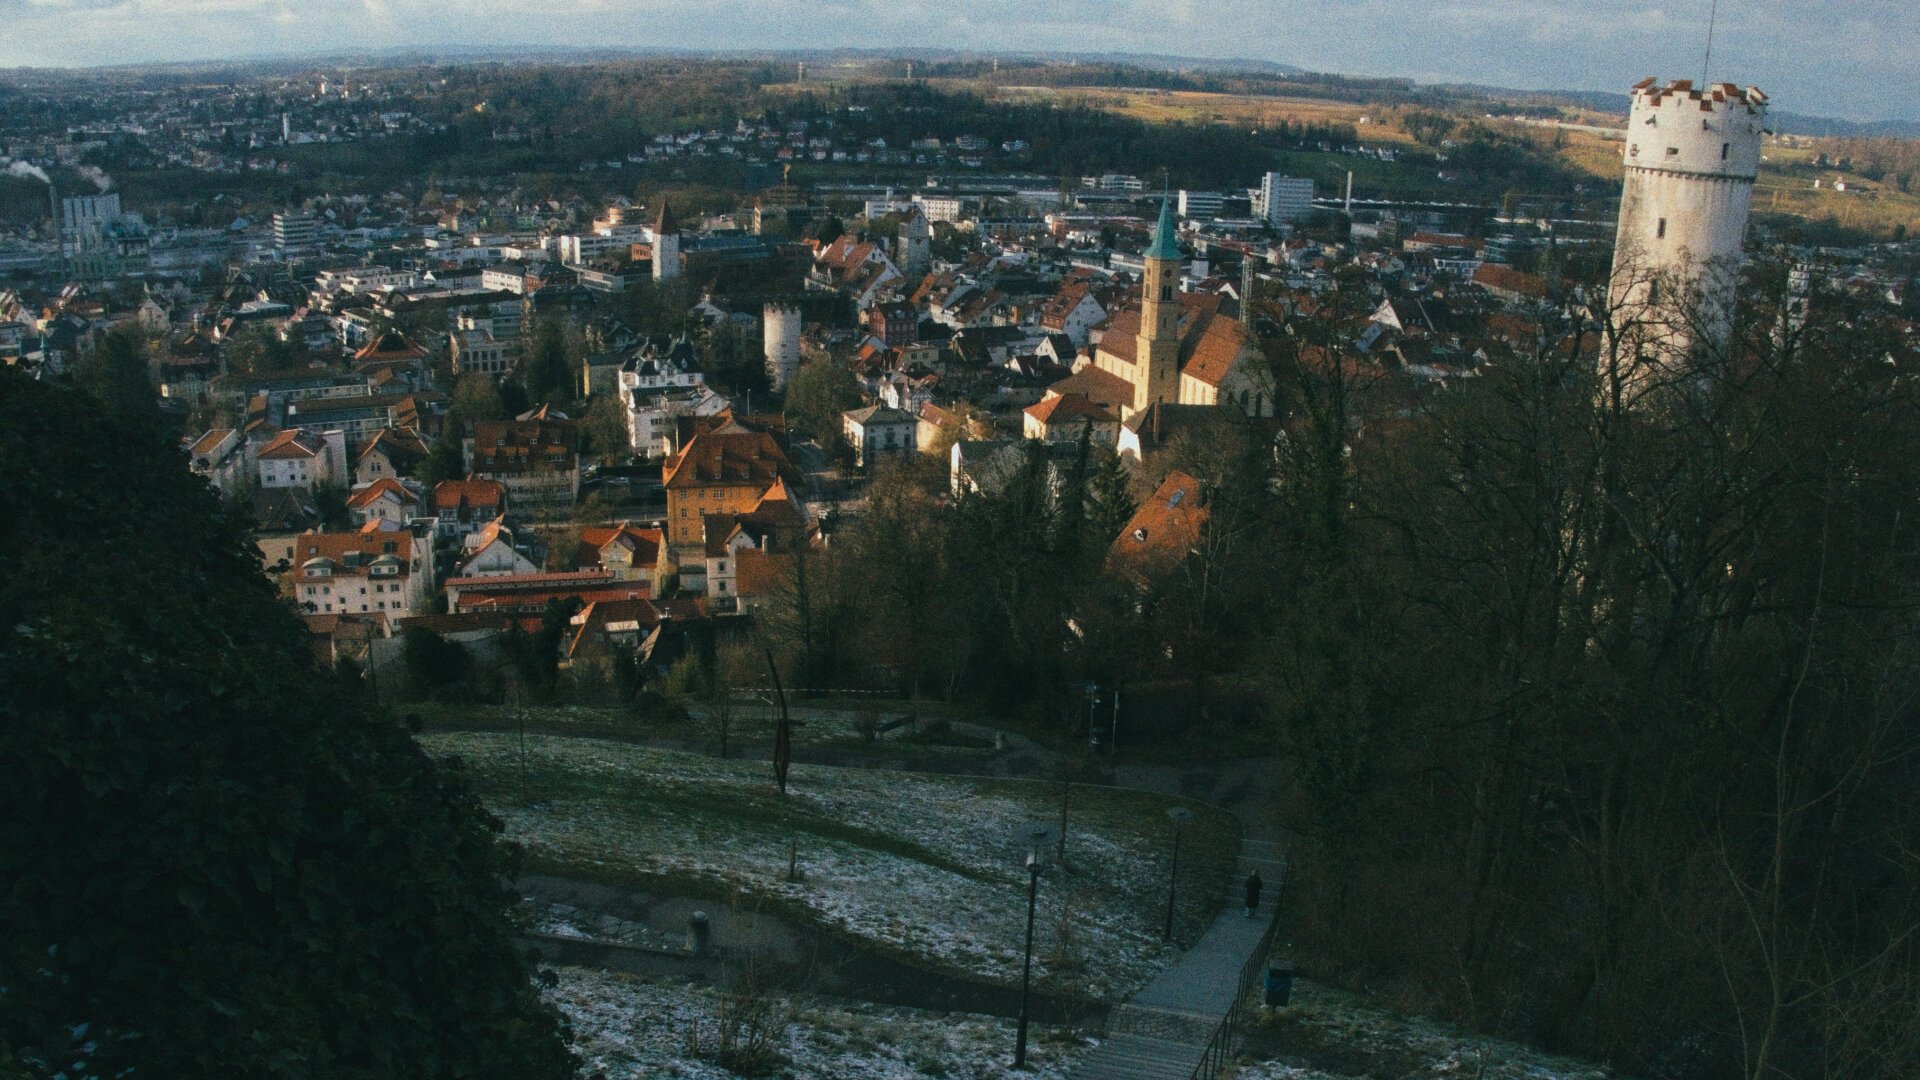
[1237,979,1623,1080]
[422,731,1238,1002]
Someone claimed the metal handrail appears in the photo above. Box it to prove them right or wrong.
[1189,857,1287,1080]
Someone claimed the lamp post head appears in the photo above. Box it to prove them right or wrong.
[1018,822,1061,867]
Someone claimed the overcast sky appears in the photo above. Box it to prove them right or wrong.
[1,0,1913,122]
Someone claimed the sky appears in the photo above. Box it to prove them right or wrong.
[0,0,1914,122]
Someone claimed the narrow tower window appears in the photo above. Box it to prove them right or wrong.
[1160,284,1173,301]
[1721,142,1730,160]
[1657,218,1668,239]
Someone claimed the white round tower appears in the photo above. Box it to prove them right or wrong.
[763,302,801,389]
[1609,77,1768,361]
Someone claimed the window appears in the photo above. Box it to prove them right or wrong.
[1656,218,1667,239]
[1159,284,1173,302]
[1721,142,1730,161]
[1666,146,1679,157]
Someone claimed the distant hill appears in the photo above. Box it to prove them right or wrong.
[15,45,1910,139]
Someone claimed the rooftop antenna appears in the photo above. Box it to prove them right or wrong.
[1702,0,1719,86]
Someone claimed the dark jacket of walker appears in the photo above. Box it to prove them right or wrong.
[1245,872,1263,910]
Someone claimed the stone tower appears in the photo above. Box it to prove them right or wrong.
[652,200,681,282]
[1609,77,1768,367]
[762,302,801,389]
[897,205,932,281]
[1131,197,1184,418]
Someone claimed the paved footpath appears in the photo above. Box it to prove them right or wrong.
[1066,835,1287,1080]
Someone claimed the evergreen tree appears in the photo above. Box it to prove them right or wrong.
[0,372,574,1077]
[73,324,158,431]
[525,320,572,406]
[418,434,467,487]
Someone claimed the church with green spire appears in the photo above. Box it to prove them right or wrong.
[1080,198,1270,422]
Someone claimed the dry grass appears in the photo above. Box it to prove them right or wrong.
[981,84,1415,144]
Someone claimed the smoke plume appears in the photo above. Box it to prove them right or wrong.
[4,161,51,185]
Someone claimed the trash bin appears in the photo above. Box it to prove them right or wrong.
[1264,963,1296,1007]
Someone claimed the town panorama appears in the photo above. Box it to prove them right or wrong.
[4,29,1920,1080]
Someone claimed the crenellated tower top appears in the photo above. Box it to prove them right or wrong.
[1623,78,1768,180]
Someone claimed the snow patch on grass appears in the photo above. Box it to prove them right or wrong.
[550,966,1087,1079]
[426,732,1235,1001]
[1238,979,1625,1080]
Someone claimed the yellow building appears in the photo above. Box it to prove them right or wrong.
[661,422,798,550]
[1089,199,1272,420]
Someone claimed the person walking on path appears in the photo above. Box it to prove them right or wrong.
[1244,869,1263,917]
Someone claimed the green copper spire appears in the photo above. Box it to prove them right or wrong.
[1144,196,1182,261]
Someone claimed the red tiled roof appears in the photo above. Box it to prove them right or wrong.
[1045,366,1135,412]
[1096,297,1247,390]
[345,477,417,509]
[1472,263,1548,299]
[1026,393,1116,427]
[578,524,663,572]
[734,548,792,598]
[293,528,414,575]
[663,429,793,491]
[432,477,507,512]
[1106,470,1208,584]
[259,428,324,460]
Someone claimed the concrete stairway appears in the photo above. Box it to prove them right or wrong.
[1066,837,1285,1080]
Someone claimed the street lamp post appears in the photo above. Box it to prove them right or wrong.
[1164,806,1192,942]
[1013,823,1057,1070]
[1015,848,1040,1067]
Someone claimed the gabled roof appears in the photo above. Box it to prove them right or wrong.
[345,477,418,509]
[578,524,663,572]
[354,427,429,469]
[258,429,325,460]
[432,477,507,512]
[1025,393,1117,427]
[353,329,427,362]
[1045,365,1135,412]
[663,428,793,490]
[843,404,915,426]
